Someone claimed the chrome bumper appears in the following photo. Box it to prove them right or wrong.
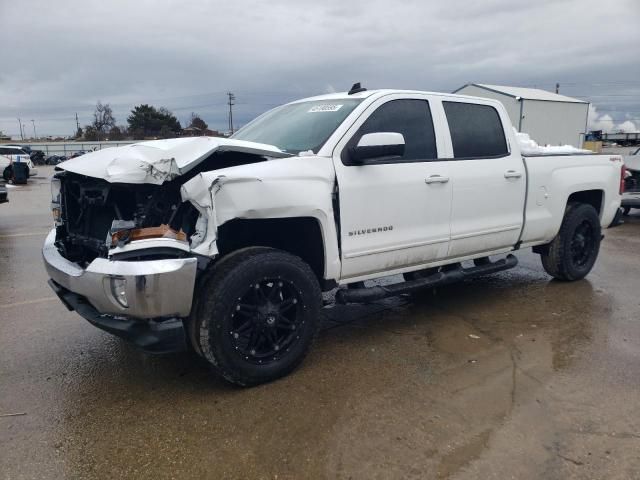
[42,229,197,318]
[622,191,640,208]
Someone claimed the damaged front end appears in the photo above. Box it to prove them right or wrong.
[52,171,200,265]
[43,137,288,353]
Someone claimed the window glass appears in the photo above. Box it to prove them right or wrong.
[443,102,508,158]
[233,99,362,154]
[350,99,437,161]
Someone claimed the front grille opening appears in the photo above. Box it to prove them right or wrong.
[55,172,198,266]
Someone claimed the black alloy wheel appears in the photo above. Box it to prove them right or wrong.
[540,202,601,281]
[230,278,304,364]
[191,247,322,386]
[570,220,595,268]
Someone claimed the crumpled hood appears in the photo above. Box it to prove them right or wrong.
[57,136,289,184]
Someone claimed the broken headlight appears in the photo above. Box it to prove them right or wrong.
[50,177,62,225]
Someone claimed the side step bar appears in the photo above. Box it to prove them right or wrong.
[335,254,518,304]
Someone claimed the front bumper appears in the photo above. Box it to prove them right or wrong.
[48,280,187,354]
[42,229,197,319]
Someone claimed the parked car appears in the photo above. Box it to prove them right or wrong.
[0,183,8,204]
[43,86,624,386]
[45,155,66,165]
[0,145,38,181]
[622,147,640,214]
[6,144,31,154]
[30,150,46,165]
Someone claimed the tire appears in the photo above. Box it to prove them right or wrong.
[623,206,631,216]
[192,247,322,386]
[540,203,601,281]
[3,167,11,182]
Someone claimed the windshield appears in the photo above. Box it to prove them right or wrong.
[233,99,363,154]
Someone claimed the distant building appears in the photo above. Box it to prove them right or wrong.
[182,126,226,137]
[453,84,589,147]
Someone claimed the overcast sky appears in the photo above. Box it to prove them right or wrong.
[1,0,639,138]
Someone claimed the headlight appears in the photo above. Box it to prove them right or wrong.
[50,178,61,203]
[50,178,62,225]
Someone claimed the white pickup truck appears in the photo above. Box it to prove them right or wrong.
[43,85,625,386]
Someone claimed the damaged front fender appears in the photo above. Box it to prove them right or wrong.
[179,156,341,279]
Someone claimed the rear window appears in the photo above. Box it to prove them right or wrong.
[443,102,508,158]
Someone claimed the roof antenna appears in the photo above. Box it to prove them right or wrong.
[348,82,367,95]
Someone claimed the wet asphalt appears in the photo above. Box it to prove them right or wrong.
[1,166,639,479]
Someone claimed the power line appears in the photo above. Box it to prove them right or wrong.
[227,92,236,134]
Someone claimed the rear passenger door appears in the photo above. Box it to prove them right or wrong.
[441,100,526,257]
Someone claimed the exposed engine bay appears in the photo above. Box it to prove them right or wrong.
[54,151,268,266]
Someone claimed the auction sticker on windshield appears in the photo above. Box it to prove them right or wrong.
[308,104,343,113]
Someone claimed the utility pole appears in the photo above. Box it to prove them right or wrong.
[555,83,560,94]
[227,92,236,135]
[17,118,23,140]
[75,112,80,133]
[31,120,37,140]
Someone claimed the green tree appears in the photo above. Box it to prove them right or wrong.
[159,125,174,139]
[127,104,181,138]
[130,128,145,140]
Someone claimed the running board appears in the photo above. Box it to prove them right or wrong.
[335,254,518,304]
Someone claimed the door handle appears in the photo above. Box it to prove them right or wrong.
[504,170,522,179]
[425,175,450,184]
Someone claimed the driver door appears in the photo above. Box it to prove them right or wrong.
[333,96,452,280]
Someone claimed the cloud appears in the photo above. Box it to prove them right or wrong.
[1,0,639,137]
[588,105,638,133]
[617,120,638,133]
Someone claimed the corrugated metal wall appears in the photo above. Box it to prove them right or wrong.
[455,85,588,147]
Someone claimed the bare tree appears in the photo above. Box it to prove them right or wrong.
[92,102,116,140]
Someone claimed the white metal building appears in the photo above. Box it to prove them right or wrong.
[453,84,589,147]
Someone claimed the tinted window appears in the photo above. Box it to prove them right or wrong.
[348,99,437,162]
[443,102,508,158]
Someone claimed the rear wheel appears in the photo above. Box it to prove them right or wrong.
[540,203,601,281]
[3,167,11,182]
[192,247,322,386]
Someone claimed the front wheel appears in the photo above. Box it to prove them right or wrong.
[2,167,11,182]
[191,247,322,386]
[540,203,601,281]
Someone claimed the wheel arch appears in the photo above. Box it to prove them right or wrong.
[566,189,604,217]
[215,216,329,284]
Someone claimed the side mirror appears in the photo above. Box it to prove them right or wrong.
[349,132,405,163]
